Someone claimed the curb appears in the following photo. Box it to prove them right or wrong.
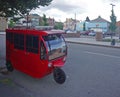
[0,33,6,35]
[1,33,120,49]
[66,41,120,49]
[0,32,6,34]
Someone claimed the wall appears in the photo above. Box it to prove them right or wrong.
[86,22,109,32]
[0,17,7,31]
[63,33,80,38]
[76,22,84,31]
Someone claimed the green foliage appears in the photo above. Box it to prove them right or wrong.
[8,19,15,28]
[0,78,13,85]
[42,14,48,26]
[54,22,63,30]
[83,22,86,31]
[83,16,90,31]
[0,0,52,17]
[85,16,90,22]
[109,9,117,32]
[39,20,44,26]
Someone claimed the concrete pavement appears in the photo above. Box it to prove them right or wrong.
[65,37,120,48]
[0,74,32,97]
[0,33,32,97]
[0,32,120,96]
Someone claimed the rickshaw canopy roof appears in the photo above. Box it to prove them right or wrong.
[6,26,65,36]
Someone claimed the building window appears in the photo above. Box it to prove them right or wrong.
[14,33,24,50]
[26,35,39,54]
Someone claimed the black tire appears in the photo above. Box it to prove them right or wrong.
[6,61,14,72]
[53,68,66,84]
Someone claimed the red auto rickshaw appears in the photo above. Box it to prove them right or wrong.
[6,26,67,84]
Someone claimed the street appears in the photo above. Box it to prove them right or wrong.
[1,34,120,97]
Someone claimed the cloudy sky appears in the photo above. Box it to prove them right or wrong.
[31,0,120,22]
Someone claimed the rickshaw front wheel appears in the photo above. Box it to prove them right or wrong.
[53,68,66,84]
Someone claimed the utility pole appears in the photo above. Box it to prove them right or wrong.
[27,13,29,28]
[74,13,76,31]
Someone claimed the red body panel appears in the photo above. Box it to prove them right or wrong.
[6,28,67,78]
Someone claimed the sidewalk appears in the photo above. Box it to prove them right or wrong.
[0,32,6,34]
[0,74,31,97]
[0,32,32,97]
[65,37,120,48]
[1,32,120,48]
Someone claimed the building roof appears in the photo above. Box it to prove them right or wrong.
[31,14,39,17]
[116,21,120,26]
[6,27,65,35]
[90,16,110,23]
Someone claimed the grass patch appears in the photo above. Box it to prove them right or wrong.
[102,39,112,42]
[102,39,120,43]
[0,78,14,86]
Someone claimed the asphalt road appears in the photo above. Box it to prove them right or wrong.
[1,34,120,97]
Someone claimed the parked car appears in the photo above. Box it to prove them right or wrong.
[88,31,96,36]
[80,30,91,35]
[105,32,115,36]
[102,32,105,35]
[66,30,73,33]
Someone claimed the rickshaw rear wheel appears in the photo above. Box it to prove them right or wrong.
[53,68,66,84]
[6,61,14,72]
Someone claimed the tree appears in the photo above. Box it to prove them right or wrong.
[109,5,117,38]
[39,18,44,26]
[83,22,86,31]
[83,16,90,31]
[85,16,90,22]
[0,0,52,18]
[8,19,15,28]
[54,22,63,30]
[42,14,48,26]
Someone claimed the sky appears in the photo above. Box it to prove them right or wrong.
[31,0,120,22]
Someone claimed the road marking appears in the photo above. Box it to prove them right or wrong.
[84,51,120,59]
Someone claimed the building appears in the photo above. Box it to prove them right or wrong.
[39,16,55,27]
[116,21,120,34]
[86,16,110,33]
[76,21,84,32]
[47,17,55,26]
[22,14,55,27]
[0,17,7,31]
[29,14,40,26]
[22,14,40,26]
[63,18,78,31]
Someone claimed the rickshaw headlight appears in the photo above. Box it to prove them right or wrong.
[48,62,52,67]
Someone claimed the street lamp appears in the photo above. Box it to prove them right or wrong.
[110,3,116,39]
[110,3,115,10]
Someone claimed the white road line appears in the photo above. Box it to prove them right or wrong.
[84,51,120,59]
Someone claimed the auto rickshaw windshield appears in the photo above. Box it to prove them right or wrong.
[43,34,67,60]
